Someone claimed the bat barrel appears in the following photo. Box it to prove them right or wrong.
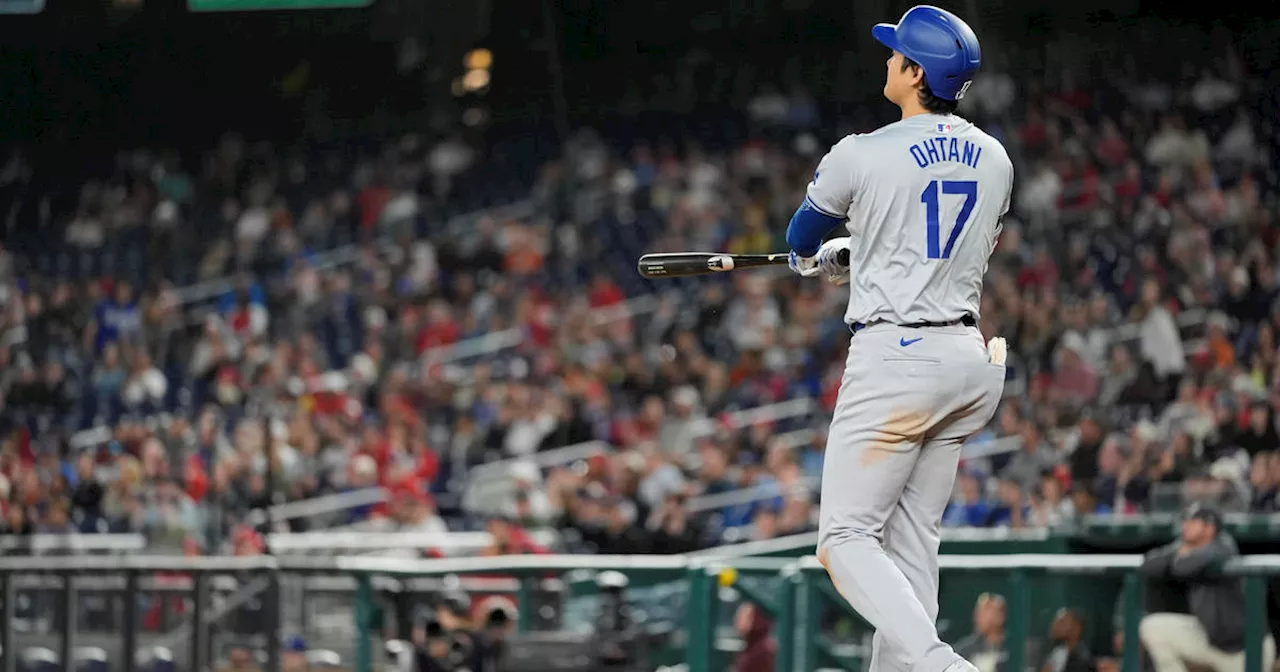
[637,249,848,278]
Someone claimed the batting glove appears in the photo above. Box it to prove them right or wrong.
[815,237,851,286]
[987,337,1008,365]
[788,250,821,278]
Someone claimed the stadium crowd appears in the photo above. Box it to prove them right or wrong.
[0,45,1277,561]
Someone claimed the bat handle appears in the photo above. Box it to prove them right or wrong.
[837,248,850,266]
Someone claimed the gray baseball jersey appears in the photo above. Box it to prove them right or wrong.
[805,113,1013,326]
[812,114,1013,672]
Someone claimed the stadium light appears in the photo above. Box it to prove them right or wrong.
[465,48,493,71]
[462,69,490,93]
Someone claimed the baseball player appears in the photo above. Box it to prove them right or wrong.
[785,6,1012,672]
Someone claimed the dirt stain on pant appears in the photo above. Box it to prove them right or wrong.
[858,407,932,467]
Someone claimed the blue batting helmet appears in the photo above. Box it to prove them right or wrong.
[872,5,982,102]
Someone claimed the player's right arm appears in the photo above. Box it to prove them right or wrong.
[785,136,859,260]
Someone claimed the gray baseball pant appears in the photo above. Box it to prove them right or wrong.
[817,322,1005,672]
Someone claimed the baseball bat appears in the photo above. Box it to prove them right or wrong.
[637,249,850,279]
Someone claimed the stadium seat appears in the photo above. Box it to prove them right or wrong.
[137,646,175,672]
[73,646,109,672]
[384,639,414,672]
[19,647,58,672]
[306,649,343,668]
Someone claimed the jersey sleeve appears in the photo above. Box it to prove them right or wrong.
[806,135,860,218]
[786,135,858,257]
[999,156,1014,217]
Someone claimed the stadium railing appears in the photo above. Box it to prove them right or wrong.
[683,427,1022,523]
[688,512,1280,557]
[423,293,663,366]
[1,551,1275,672]
[169,200,535,310]
[685,475,820,516]
[0,533,145,555]
[786,553,1270,672]
[264,529,562,556]
[462,396,820,518]
[241,487,390,529]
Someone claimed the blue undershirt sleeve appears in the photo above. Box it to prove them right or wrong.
[785,199,846,257]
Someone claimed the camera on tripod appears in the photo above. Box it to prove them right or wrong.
[591,570,646,670]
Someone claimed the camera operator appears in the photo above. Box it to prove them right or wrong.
[415,614,460,672]
[414,591,479,672]
[471,597,518,672]
[590,571,645,671]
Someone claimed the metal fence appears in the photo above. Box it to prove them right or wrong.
[2,550,1276,672]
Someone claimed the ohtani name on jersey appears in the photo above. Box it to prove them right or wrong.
[908,137,982,170]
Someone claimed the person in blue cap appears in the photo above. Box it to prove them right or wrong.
[281,635,308,672]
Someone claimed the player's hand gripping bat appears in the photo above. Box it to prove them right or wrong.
[637,249,850,278]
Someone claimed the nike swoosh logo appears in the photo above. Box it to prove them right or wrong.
[900,337,924,347]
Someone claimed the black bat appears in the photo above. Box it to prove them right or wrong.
[637,249,850,279]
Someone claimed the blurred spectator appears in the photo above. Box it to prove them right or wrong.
[1139,504,1275,672]
[1053,333,1100,409]
[732,602,776,672]
[1071,485,1109,518]
[1029,472,1074,528]
[3,25,1280,562]
[944,472,994,528]
[645,492,703,553]
[1000,422,1058,493]
[280,636,309,672]
[1039,609,1094,672]
[469,596,517,672]
[1135,280,1185,384]
[956,593,1009,672]
[414,616,456,672]
[989,479,1030,529]
[481,516,548,556]
[1250,452,1280,512]
[216,643,264,672]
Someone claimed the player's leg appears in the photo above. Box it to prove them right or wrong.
[869,408,1000,672]
[824,326,1004,672]
[818,425,949,672]
[869,441,965,672]
[817,334,958,672]
[888,345,1005,670]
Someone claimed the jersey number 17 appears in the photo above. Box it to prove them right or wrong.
[920,180,977,260]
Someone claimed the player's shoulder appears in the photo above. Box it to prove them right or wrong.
[824,132,861,155]
[957,118,1012,167]
[821,122,908,163]
[814,132,863,173]
[852,118,916,142]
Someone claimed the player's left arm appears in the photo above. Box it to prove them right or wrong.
[786,136,857,263]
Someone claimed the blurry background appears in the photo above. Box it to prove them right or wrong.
[2,0,1280,670]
